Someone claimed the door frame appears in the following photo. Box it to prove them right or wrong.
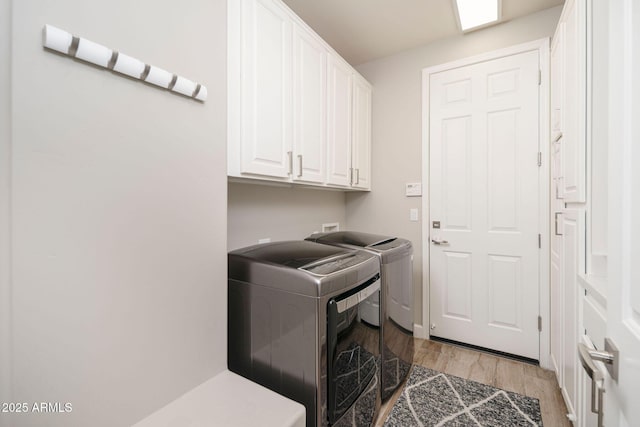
[419,38,551,369]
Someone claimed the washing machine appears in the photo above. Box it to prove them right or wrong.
[228,240,382,427]
[306,231,414,401]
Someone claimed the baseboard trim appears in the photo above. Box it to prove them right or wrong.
[413,323,428,339]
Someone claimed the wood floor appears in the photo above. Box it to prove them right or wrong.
[375,338,571,426]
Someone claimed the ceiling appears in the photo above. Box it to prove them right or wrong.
[281,0,564,65]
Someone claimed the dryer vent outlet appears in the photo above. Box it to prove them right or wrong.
[322,223,340,232]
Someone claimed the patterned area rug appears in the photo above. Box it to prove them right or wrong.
[384,365,543,426]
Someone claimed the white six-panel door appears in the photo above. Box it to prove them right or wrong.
[428,50,541,360]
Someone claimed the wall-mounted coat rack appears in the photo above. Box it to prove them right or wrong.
[42,24,207,102]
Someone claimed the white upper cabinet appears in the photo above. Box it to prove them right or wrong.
[292,24,327,184]
[550,23,564,200]
[228,0,372,191]
[558,0,587,203]
[326,55,352,187]
[236,0,293,179]
[352,75,372,190]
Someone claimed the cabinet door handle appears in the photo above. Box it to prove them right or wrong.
[350,168,354,185]
[431,239,449,245]
[287,151,293,175]
[555,177,564,200]
[553,131,563,143]
[554,212,563,236]
[297,155,303,178]
[356,168,360,185]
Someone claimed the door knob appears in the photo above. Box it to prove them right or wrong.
[579,338,619,381]
[431,239,449,245]
[578,343,606,426]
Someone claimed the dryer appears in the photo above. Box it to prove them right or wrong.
[306,231,414,401]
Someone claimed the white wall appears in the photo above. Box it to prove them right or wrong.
[0,1,12,426]
[347,6,563,328]
[4,1,228,426]
[228,182,347,250]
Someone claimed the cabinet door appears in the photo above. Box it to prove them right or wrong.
[561,209,583,421]
[326,55,352,187]
[550,213,564,386]
[292,24,326,184]
[240,0,292,178]
[551,23,564,139]
[351,76,371,190]
[561,0,587,203]
[551,22,565,200]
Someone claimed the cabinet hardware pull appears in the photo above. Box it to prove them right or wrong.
[555,177,564,200]
[554,131,563,142]
[297,155,303,178]
[287,151,293,175]
[431,239,449,245]
[554,212,563,236]
[356,168,360,185]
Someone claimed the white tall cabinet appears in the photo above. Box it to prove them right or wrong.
[550,0,609,425]
[228,0,372,191]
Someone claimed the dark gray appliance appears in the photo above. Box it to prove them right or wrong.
[228,241,382,427]
[305,231,414,401]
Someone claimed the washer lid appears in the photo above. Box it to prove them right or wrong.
[307,231,396,248]
[229,240,352,269]
[306,231,413,263]
[229,240,380,296]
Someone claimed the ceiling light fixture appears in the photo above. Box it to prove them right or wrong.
[453,0,501,32]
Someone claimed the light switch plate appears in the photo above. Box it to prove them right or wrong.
[410,208,419,221]
[406,182,422,197]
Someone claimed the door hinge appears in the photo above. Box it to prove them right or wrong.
[538,316,542,332]
[538,69,542,85]
[538,152,542,167]
[538,234,541,248]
